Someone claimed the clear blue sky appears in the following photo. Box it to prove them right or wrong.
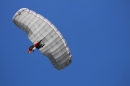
[0,0,130,86]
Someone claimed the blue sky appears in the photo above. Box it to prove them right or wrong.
[0,0,130,86]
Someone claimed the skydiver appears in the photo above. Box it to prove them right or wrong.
[28,40,45,53]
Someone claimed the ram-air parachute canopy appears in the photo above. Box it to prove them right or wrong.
[12,8,72,70]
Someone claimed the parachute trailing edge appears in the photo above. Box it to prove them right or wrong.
[12,8,72,70]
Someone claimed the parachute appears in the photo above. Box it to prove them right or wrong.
[12,8,72,70]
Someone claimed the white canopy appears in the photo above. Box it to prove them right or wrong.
[12,8,72,70]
